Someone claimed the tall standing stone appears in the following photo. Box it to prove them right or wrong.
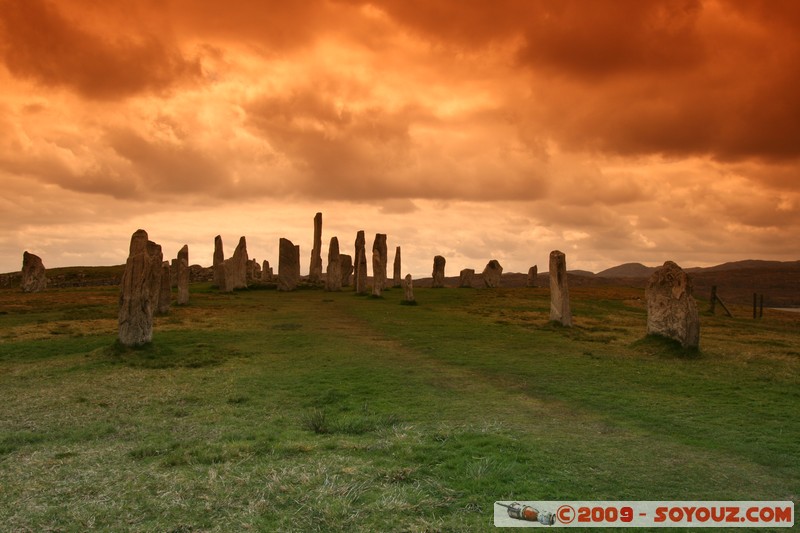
[213,235,225,289]
[527,266,538,288]
[646,261,700,349]
[21,251,47,293]
[392,246,402,287]
[459,268,474,288]
[157,261,171,315]
[177,245,189,305]
[170,258,178,287]
[371,234,387,296]
[262,260,272,282]
[278,238,300,291]
[326,237,342,291]
[354,231,367,294]
[118,229,162,346]
[309,212,323,284]
[432,255,446,288]
[549,250,572,326]
[483,260,503,288]
[221,236,248,291]
[340,254,353,287]
[402,274,415,303]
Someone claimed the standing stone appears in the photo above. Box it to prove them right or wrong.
[170,258,178,287]
[146,241,164,314]
[118,229,162,346]
[527,266,538,288]
[326,237,342,291]
[278,238,300,291]
[21,251,47,293]
[340,254,353,287]
[221,236,248,291]
[645,261,700,349]
[262,260,272,282]
[432,255,446,288]
[176,245,189,305]
[213,235,225,289]
[549,250,572,326]
[392,246,402,287]
[371,234,388,296]
[402,274,415,303]
[483,260,503,288]
[309,212,323,284]
[157,261,171,315]
[354,231,367,294]
[459,268,474,288]
[247,258,261,283]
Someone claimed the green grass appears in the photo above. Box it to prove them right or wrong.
[0,284,797,531]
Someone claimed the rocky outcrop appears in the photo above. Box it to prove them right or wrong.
[21,251,47,293]
[482,260,503,288]
[646,261,700,349]
[549,250,572,326]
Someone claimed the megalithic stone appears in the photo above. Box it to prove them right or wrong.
[371,234,387,296]
[392,246,402,287]
[354,230,367,294]
[21,251,47,293]
[278,238,300,291]
[223,236,249,291]
[170,258,178,288]
[326,237,342,291]
[309,212,323,284]
[527,265,538,288]
[482,259,503,288]
[459,268,474,288]
[340,254,353,287]
[432,255,446,288]
[177,245,189,305]
[213,235,225,289]
[118,229,161,346]
[262,260,272,282]
[549,250,572,326]
[157,261,171,315]
[403,274,415,303]
[646,261,700,349]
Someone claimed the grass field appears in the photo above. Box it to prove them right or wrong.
[1,283,798,531]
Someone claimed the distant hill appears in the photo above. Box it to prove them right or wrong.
[596,263,657,278]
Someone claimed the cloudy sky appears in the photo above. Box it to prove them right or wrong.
[1,0,798,276]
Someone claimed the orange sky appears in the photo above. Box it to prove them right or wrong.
[1,0,798,275]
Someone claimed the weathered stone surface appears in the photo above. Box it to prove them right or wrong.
[432,255,446,288]
[646,261,700,349]
[403,274,415,302]
[170,258,178,287]
[459,268,474,288]
[527,265,538,287]
[326,237,342,291]
[21,251,47,293]
[340,254,353,287]
[118,229,162,346]
[392,246,402,287]
[262,260,272,282]
[177,245,189,305]
[482,260,503,288]
[371,234,388,296]
[247,258,261,283]
[221,236,248,292]
[354,231,367,294]
[309,212,323,284]
[278,238,300,291]
[157,261,171,315]
[549,250,572,326]
[213,235,225,289]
